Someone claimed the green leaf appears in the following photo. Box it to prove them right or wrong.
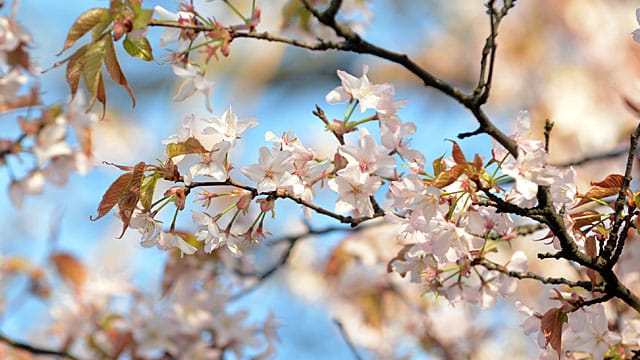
[123,35,153,61]
[58,8,110,56]
[82,37,108,110]
[132,8,153,30]
[140,175,158,212]
[104,36,136,107]
[166,138,207,158]
[65,45,88,97]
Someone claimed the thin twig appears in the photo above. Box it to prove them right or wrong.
[551,147,627,168]
[474,258,603,292]
[332,319,364,360]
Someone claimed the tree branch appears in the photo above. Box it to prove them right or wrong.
[0,332,80,360]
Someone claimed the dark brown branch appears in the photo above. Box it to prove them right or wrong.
[473,258,602,292]
[0,332,80,360]
[601,122,640,261]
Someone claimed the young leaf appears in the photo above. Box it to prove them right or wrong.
[590,174,623,188]
[82,37,108,110]
[448,140,467,165]
[49,252,88,291]
[104,36,136,107]
[123,35,153,61]
[66,45,89,97]
[540,307,564,358]
[140,175,158,212]
[575,174,624,207]
[58,8,110,56]
[117,162,146,238]
[132,8,154,30]
[90,172,134,221]
[166,137,207,158]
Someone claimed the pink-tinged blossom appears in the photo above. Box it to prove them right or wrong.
[157,231,197,257]
[183,141,230,185]
[8,170,44,208]
[339,128,396,178]
[202,106,258,146]
[153,6,205,51]
[379,115,425,165]
[192,210,241,255]
[501,140,555,200]
[0,16,30,54]
[328,166,382,217]
[325,65,395,113]
[172,64,214,112]
[466,206,516,240]
[241,147,295,193]
[264,131,315,165]
[564,305,621,359]
[429,214,481,263]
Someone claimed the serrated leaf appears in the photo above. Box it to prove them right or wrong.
[104,36,136,107]
[91,172,134,221]
[82,37,108,110]
[448,140,467,165]
[132,8,153,30]
[66,45,89,97]
[123,35,153,61]
[166,137,207,158]
[117,162,146,238]
[590,174,623,188]
[49,252,88,291]
[58,8,110,56]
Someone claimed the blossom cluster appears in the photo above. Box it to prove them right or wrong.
[1,7,97,209]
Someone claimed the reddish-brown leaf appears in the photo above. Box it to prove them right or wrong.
[90,172,133,221]
[104,36,136,107]
[448,140,467,165]
[590,174,624,188]
[49,252,88,291]
[540,308,564,359]
[116,162,146,238]
[575,187,620,207]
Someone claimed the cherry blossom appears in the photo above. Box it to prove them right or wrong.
[202,106,258,146]
[339,127,396,178]
[171,64,214,112]
[241,146,295,193]
[183,140,230,185]
[328,166,382,217]
[325,65,395,113]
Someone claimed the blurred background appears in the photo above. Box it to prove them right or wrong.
[2,0,640,358]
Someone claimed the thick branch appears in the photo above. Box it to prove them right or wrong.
[0,332,80,360]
